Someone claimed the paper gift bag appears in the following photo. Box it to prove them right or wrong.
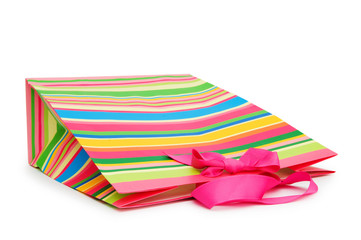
[26,74,336,208]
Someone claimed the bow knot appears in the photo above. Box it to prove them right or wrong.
[166,148,319,209]
[167,148,280,177]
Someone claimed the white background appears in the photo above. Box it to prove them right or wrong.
[1,1,360,239]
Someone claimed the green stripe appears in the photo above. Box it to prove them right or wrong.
[27,75,192,83]
[276,141,326,159]
[93,130,304,164]
[73,110,268,137]
[102,191,129,204]
[269,139,312,151]
[215,130,304,155]
[103,140,324,183]
[93,155,170,164]
[36,82,214,97]
[102,139,324,183]
[43,106,49,145]
[47,136,75,175]
[36,79,201,91]
[36,122,67,170]
[92,184,113,197]
[100,164,185,173]
[49,90,227,106]
[103,166,201,183]
[101,191,117,201]
[100,139,313,173]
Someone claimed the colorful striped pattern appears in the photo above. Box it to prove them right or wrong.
[26,81,195,208]
[26,74,336,206]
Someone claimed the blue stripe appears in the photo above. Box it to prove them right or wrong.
[73,112,271,139]
[55,149,89,183]
[55,97,247,121]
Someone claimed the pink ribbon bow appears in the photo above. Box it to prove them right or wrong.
[167,148,318,209]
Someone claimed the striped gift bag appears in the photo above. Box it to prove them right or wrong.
[26,74,336,208]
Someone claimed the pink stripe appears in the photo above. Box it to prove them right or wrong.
[47,90,227,108]
[97,188,114,199]
[263,136,310,150]
[113,187,177,207]
[49,94,234,113]
[45,88,224,105]
[280,148,337,168]
[113,174,224,194]
[86,180,110,195]
[122,185,195,208]
[26,74,191,81]
[41,97,69,127]
[34,93,40,159]
[63,160,99,187]
[112,149,336,193]
[54,147,83,181]
[86,125,296,159]
[49,95,237,113]
[31,76,198,87]
[44,135,72,175]
[99,136,311,170]
[26,82,34,165]
[39,100,44,153]
[98,161,182,170]
[64,103,260,132]
[48,140,78,178]
[123,195,192,208]
[225,135,310,158]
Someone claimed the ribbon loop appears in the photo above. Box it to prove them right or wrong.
[166,148,319,209]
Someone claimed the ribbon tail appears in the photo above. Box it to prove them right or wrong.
[191,172,318,209]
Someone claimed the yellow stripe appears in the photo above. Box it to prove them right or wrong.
[60,102,251,123]
[49,93,234,112]
[102,191,119,201]
[34,79,205,92]
[76,174,104,192]
[43,133,71,173]
[77,115,283,148]
[44,87,221,102]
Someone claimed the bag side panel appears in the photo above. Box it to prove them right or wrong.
[26,82,194,207]
[26,82,130,206]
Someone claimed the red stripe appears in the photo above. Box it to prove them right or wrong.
[54,147,82,181]
[86,125,296,159]
[86,180,111,195]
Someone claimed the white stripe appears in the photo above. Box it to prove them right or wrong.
[34,79,205,92]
